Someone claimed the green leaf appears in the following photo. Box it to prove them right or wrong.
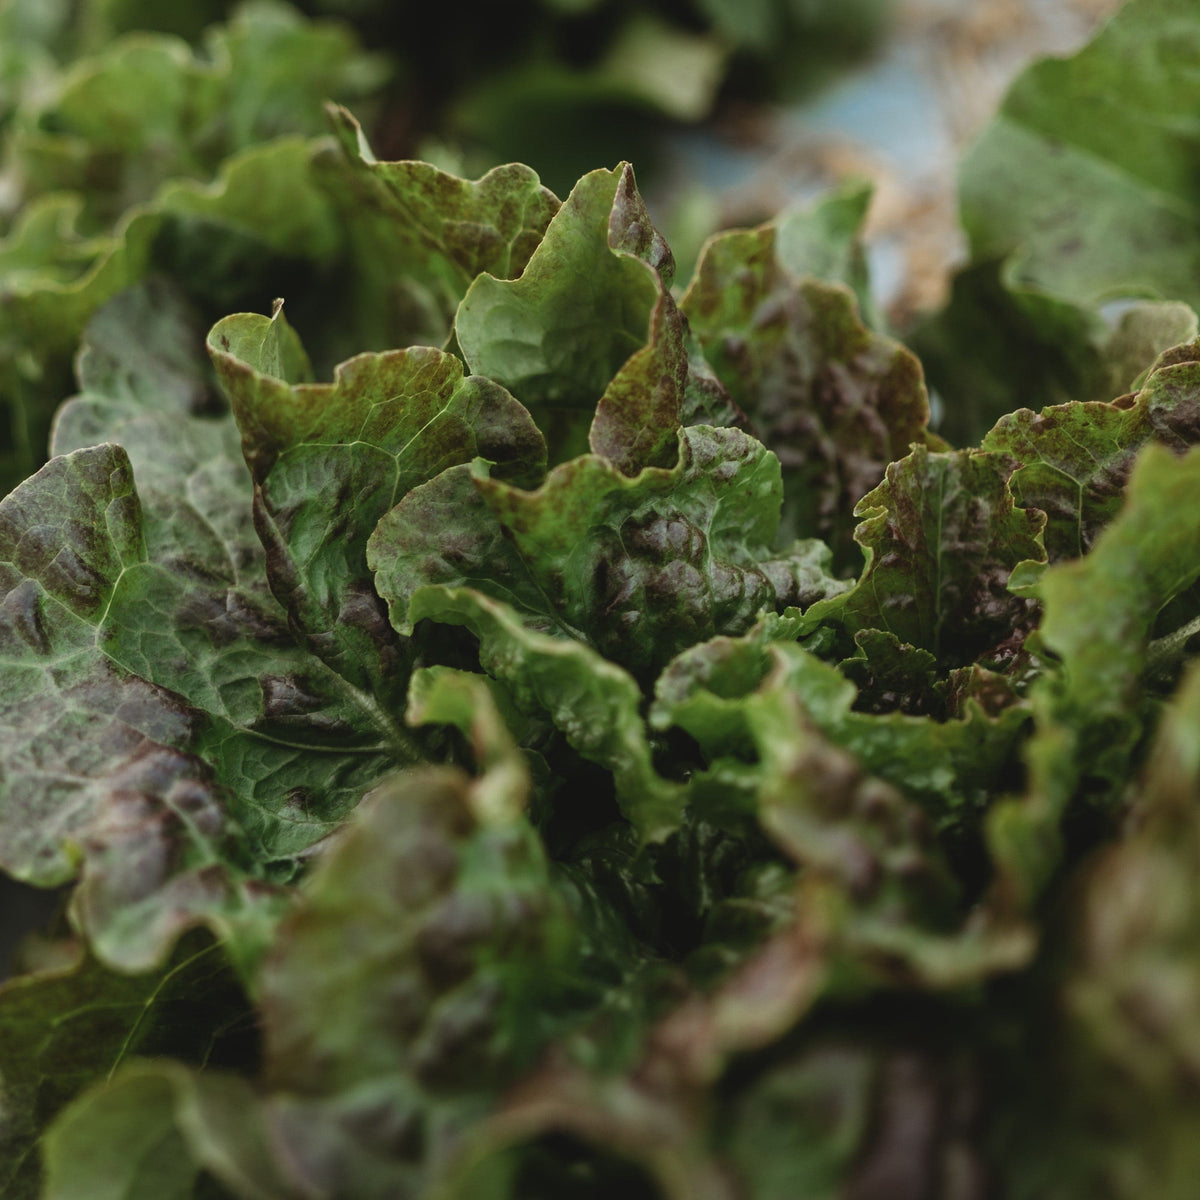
[960,0,1200,312]
[653,631,1030,835]
[209,300,544,705]
[316,104,561,352]
[774,179,878,327]
[0,3,385,497]
[403,586,683,841]
[0,443,190,883]
[807,444,1046,670]
[0,931,252,1199]
[151,134,343,273]
[259,775,541,1085]
[0,440,285,970]
[981,338,1200,562]
[65,282,410,835]
[992,444,1200,904]
[41,1060,283,1200]
[47,710,602,1200]
[456,162,695,469]
[9,3,383,228]
[720,1031,986,1200]
[371,425,844,680]
[681,220,933,560]
[2,284,444,968]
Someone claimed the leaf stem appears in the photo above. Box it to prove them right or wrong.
[1145,612,1200,677]
[319,665,424,766]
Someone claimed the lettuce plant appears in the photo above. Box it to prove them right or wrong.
[3,1,1200,1197]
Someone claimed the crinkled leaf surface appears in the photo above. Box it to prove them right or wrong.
[209,300,544,705]
[0,285,429,969]
[982,339,1200,562]
[0,441,269,972]
[314,105,560,354]
[992,444,1200,904]
[370,425,844,682]
[456,161,719,470]
[736,649,1030,988]
[681,218,932,559]
[805,444,1045,670]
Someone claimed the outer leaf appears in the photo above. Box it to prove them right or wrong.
[0,443,196,886]
[42,1063,277,1200]
[737,649,1028,990]
[2,285,440,967]
[908,259,1110,449]
[960,0,1200,312]
[0,932,252,1199]
[151,134,343,271]
[209,300,545,703]
[992,444,1200,904]
[681,220,932,558]
[456,161,710,472]
[315,105,560,352]
[0,442,282,971]
[982,339,1200,562]
[59,284,410,854]
[41,695,622,1200]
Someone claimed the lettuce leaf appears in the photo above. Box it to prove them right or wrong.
[682,214,934,561]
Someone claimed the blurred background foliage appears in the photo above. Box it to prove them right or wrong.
[0,0,1128,499]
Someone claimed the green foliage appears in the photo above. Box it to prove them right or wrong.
[5,2,1200,1197]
